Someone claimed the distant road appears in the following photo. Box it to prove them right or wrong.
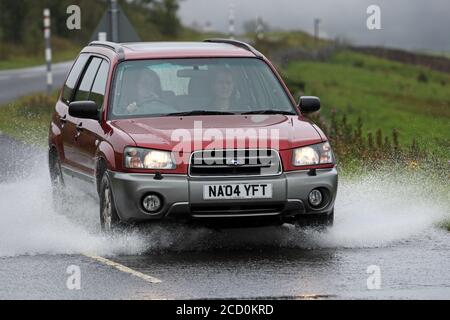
[0,61,72,105]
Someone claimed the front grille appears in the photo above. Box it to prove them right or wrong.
[189,149,282,177]
[190,204,285,216]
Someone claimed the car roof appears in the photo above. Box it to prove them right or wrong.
[122,41,257,59]
[85,40,260,61]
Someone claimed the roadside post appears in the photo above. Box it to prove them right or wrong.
[228,3,235,39]
[314,18,321,45]
[110,0,119,43]
[98,32,107,42]
[43,8,52,95]
[256,16,264,40]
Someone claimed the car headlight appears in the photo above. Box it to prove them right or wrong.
[124,147,175,169]
[292,142,334,166]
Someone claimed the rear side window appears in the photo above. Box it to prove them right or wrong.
[62,54,89,103]
[90,60,109,108]
[74,57,102,101]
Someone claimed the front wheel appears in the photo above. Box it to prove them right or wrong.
[99,173,122,233]
[49,148,66,213]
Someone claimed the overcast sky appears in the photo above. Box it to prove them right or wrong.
[179,0,450,52]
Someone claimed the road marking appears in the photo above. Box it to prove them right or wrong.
[84,254,162,284]
[18,73,39,79]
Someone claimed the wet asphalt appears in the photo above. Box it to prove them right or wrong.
[1,231,450,300]
[0,133,449,300]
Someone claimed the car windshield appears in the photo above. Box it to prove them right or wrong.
[109,58,295,119]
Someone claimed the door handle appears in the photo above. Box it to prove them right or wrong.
[74,123,83,141]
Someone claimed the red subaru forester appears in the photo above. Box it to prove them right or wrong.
[48,39,337,231]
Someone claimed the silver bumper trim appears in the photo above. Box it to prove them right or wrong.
[107,167,338,222]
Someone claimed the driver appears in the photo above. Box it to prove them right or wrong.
[210,68,235,112]
[125,68,163,113]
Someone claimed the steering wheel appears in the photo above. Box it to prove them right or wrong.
[138,97,167,105]
[137,97,178,113]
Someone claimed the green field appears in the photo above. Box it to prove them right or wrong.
[0,48,79,70]
[0,36,81,70]
[282,50,450,159]
[0,93,55,146]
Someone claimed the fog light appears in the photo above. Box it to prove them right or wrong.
[142,194,162,213]
[308,189,323,207]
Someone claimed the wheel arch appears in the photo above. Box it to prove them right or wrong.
[95,141,116,194]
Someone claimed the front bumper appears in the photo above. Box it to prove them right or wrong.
[108,167,338,224]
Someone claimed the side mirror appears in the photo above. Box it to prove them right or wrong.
[299,96,321,113]
[68,101,99,120]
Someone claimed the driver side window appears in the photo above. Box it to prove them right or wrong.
[90,60,109,109]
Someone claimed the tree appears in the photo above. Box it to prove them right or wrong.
[112,0,183,38]
[0,0,183,57]
[149,0,182,37]
[0,0,31,43]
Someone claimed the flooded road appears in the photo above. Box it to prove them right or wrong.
[0,134,449,299]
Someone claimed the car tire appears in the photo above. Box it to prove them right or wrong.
[99,173,123,233]
[48,148,66,213]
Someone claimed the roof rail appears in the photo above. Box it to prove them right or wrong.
[88,41,125,60]
[203,38,262,57]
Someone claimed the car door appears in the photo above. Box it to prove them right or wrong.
[73,58,110,176]
[58,53,89,170]
[70,56,103,176]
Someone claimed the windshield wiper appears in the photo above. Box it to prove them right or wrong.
[241,110,296,115]
[165,110,236,116]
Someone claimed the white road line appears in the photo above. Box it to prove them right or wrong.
[84,254,162,284]
[18,73,39,79]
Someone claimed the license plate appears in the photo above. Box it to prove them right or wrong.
[203,183,273,200]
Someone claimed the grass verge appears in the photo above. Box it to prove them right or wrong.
[0,49,79,70]
[282,50,450,159]
[0,93,56,146]
[0,37,81,71]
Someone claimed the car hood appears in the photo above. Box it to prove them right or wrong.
[110,114,323,151]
